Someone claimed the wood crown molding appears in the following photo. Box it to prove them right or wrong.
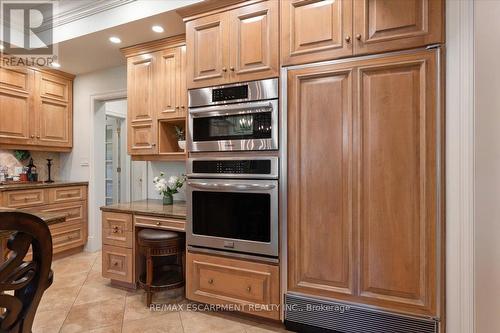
[177,0,261,22]
[445,0,475,332]
[120,34,186,58]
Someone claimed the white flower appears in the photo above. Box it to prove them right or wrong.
[168,176,178,187]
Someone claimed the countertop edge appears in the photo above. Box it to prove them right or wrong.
[0,181,89,191]
[100,206,186,220]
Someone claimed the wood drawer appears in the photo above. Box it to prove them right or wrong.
[33,201,87,224]
[186,252,280,320]
[49,186,86,203]
[102,244,133,283]
[102,212,133,248]
[51,221,85,254]
[3,189,47,208]
[134,215,185,232]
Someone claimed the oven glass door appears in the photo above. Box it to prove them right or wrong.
[187,179,278,256]
[189,100,278,152]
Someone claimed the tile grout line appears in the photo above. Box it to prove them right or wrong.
[178,310,186,333]
[58,252,99,333]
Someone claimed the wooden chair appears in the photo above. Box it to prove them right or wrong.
[0,211,53,333]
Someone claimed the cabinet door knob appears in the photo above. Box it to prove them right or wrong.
[156,222,161,226]
[230,66,235,71]
[222,67,227,72]
[208,278,214,284]
[36,136,40,139]
[181,105,185,109]
[356,34,362,40]
[345,36,351,43]
[151,143,156,147]
[246,286,251,292]
[30,135,35,138]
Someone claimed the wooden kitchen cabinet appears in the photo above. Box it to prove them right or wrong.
[353,0,444,55]
[127,54,157,155]
[0,183,89,257]
[0,66,34,146]
[186,0,279,88]
[287,49,443,318]
[281,0,444,66]
[0,65,74,151]
[187,251,280,320]
[122,35,187,160]
[156,46,188,119]
[35,71,73,148]
[281,0,353,66]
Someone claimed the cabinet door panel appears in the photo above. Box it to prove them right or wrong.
[0,67,33,145]
[281,0,353,66]
[0,90,31,144]
[156,48,179,119]
[39,73,69,102]
[288,65,354,299]
[127,55,156,155]
[356,51,438,315]
[354,0,444,54]
[230,0,279,82]
[38,99,71,146]
[186,12,229,88]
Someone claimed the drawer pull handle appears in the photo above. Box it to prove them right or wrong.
[208,279,214,284]
[113,262,118,266]
[246,286,251,292]
[156,222,161,226]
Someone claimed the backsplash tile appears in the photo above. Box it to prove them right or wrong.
[0,150,61,181]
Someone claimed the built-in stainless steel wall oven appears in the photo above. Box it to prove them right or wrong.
[186,156,279,257]
[188,78,279,152]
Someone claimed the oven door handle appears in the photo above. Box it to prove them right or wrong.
[187,181,276,191]
[189,101,273,116]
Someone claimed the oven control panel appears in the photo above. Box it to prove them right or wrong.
[192,160,271,175]
[212,85,248,102]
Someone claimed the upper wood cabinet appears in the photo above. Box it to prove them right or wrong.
[127,54,156,155]
[0,65,74,151]
[287,48,443,318]
[0,67,34,146]
[353,0,444,55]
[186,0,279,88]
[35,71,73,148]
[156,46,188,120]
[281,0,444,66]
[122,35,188,160]
[281,0,353,66]
[186,12,229,88]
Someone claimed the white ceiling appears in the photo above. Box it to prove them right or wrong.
[55,10,186,74]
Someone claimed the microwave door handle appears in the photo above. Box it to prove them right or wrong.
[188,182,276,191]
[189,101,273,116]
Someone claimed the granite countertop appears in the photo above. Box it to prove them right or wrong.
[100,199,187,219]
[0,208,67,238]
[0,181,89,191]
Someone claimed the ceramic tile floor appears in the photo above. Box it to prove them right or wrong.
[33,251,291,333]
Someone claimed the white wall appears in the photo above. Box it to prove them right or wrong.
[474,1,500,332]
[60,65,126,181]
[147,161,186,201]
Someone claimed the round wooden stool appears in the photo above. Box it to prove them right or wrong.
[137,229,185,306]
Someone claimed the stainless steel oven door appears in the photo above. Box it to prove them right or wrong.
[188,99,278,152]
[186,178,279,257]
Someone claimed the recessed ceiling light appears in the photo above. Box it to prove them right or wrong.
[109,36,122,44]
[152,25,164,33]
[51,62,61,68]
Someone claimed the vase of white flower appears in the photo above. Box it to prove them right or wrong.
[153,172,186,206]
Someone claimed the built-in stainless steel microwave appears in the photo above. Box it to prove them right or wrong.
[187,78,279,153]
